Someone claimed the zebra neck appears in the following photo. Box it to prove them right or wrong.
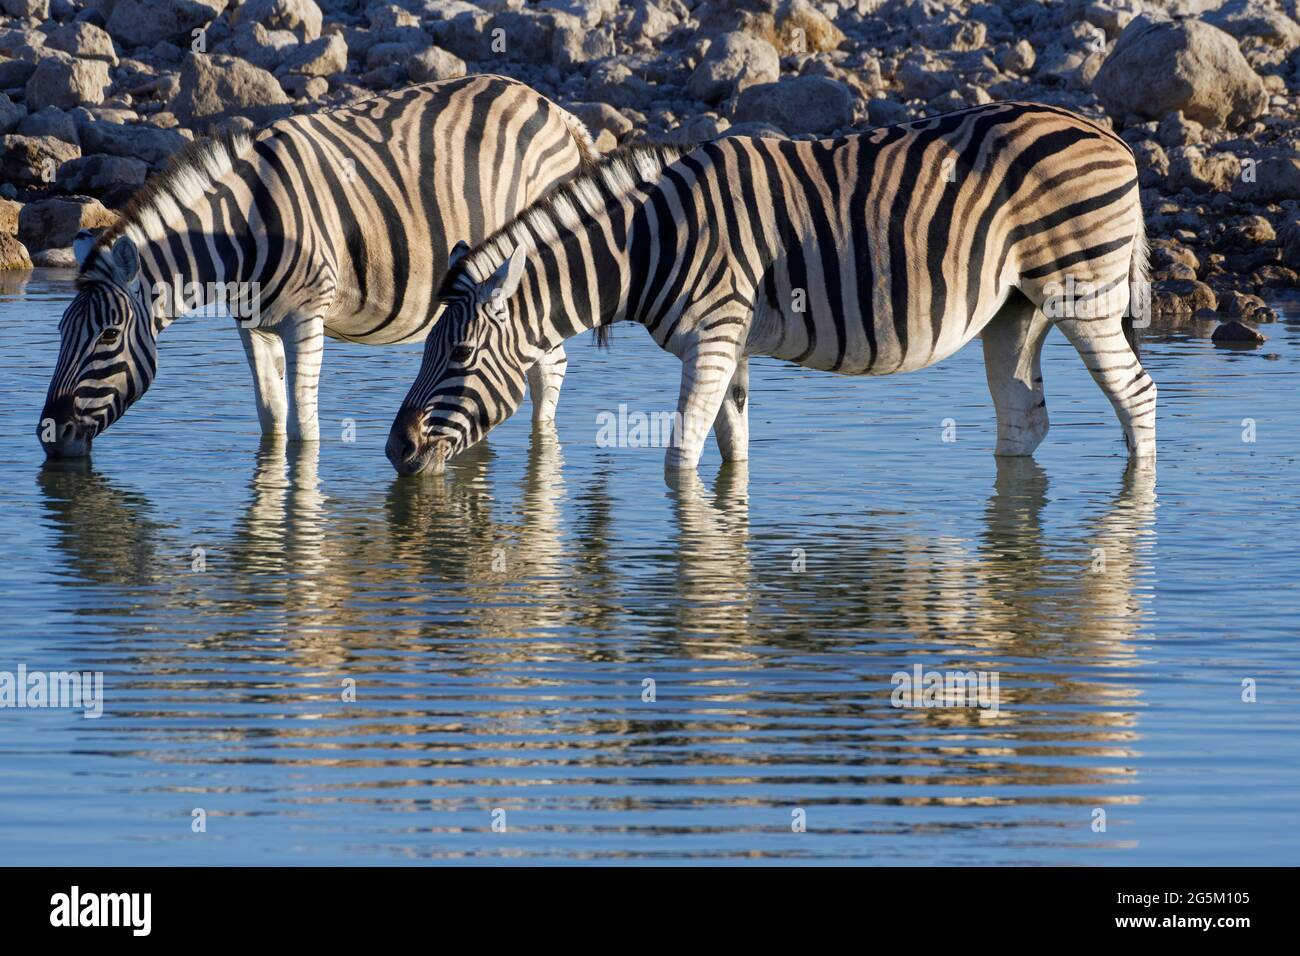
[137,233,252,335]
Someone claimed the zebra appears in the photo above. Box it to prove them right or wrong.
[387,101,1155,477]
[37,75,595,459]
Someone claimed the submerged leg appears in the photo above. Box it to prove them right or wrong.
[982,293,1053,457]
[239,326,288,435]
[666,335,740,472]
[712,357,750,462]
[278,314,325,442]
[526,344,567,426]
[1056,313,1157,459]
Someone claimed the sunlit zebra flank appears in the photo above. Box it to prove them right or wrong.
[388,101,1155,477]
[38,75,596,458]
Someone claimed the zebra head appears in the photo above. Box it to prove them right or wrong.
[388,242,532,475]
[38,233,157,459]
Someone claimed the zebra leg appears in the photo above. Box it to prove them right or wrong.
[712,357,750,462]
[239,326,289,435]
[666,337,740,472]
[1056,314,1157,459]
[278,314,325,443]
[526,344,567,426]
[981,295,1052,457]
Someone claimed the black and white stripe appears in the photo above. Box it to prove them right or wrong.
[389,101,1155,476]
[39,75,594,458]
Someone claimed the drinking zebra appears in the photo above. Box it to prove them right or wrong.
[387,101,1155,476]
[38,75,595,459]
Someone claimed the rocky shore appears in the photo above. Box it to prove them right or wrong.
[1,0,1297,332]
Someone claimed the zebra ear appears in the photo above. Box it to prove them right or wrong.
[484,245,527,300]
[448,240,471,270]
[109,236,141,283]
[73,230,98,269]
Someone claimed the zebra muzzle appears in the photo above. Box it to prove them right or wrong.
[386,409,451,476]
[37,397,93,460]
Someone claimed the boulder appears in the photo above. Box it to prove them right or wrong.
[1204,0,1300,49]
[0,197,17,235]
[0,93,24,136]
[57,154,149,194]
[407,46,466,83]
[24,55,112,111]
[105,0,227,50]
[169,52,292,128]
[552,22,615,69]
[0,133,80,185]
[281,33,346,76]
[230,0,323,43]
[79,120,189,166]
[0,233,32,271]
[1211,320,1266,344]
[688,31,780,103]
[42,22,119,65]
[1231,153,1300,204]
[32,246,77,267]
[1093,15,1269,129]
[17,195,118,253]
[1,0,48,17]
[18,106,78,145]
[0,58,38,90]
[733,75,855,135]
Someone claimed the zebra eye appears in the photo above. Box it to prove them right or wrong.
[100,326,122,344]
[449,345,472,363]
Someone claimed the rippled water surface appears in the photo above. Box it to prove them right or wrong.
[1,269,1297,865]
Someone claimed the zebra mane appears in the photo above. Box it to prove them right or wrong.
[450,142,690,293]
[87,130,256,270]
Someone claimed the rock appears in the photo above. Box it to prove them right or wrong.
[770,0,845,55]
[0,93,25,136]
[1093,15,1269,129]
[897,54,956,101]
[1211,320,1266,344]
[733,75,854,135]
[231,0,323,43]
[539,0,618,29]
[1204,0,1300,50]
[867,98,909,127]
[1221,289,1269,319]
[0,58,38,90]
[1152,278,1217,315]
[1,0,48,17]
[488,10,562,64]
[552,22,615,69]
[106,0,227,50]
[429,11,494,62]
[43,23,119,66]
[79,120,188,166]
[279,74,328,100]
[1168,145,1241,193]
[57,154,149,194]
[570,101,633,141]
[688,31,780,103]
[407,46,466,83]
[281,32,346,76]
[585,61,653,109]
[0,233,32,271]
[998,39,1035,74]
[17,195,118,253]
[170,52,292,128]
[1156,111,1203,148]
[0,197,17,234]
[0,133,79,186]
[225,23,299,71]
[25,55,112,111]
[1231,153,1300,204]
[17,106,78,146]
[32,246,77,267]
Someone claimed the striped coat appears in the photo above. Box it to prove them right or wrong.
[39,75,593,458]
[389,101,1155,477]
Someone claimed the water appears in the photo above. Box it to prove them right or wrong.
[1,268,1297,865]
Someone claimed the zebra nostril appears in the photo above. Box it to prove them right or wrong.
[59,421,77,442]
[401,437,417,462]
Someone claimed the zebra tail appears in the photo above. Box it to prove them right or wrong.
[1124,206,1150,361]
